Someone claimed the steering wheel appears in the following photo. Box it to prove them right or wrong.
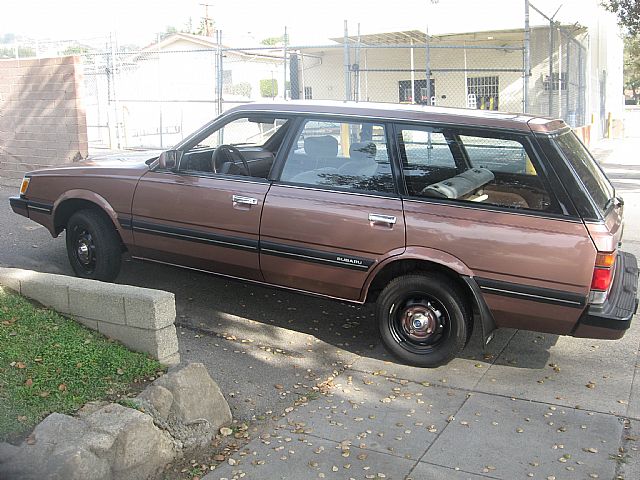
[211,144,250,175]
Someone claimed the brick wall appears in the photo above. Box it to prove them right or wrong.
[0,56,88,184]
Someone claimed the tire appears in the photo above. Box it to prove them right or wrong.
[65,209,122,282]
[376,273,470,368]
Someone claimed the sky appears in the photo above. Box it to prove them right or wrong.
[0,0,610,48]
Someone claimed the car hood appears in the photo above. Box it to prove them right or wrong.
[28,150,163,177]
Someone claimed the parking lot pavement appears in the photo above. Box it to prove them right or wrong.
[1,137,639,479]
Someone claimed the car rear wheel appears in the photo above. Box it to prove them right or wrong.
[376,273,470,368]
[66,209,122,282]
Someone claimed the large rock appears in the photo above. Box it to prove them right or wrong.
[138,385,174,421]
[47,446,111,480]
[0,363,229,479]
[154,363,231,429]
[82,403,176,480]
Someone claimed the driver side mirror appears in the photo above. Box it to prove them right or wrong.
[158,150,182,172]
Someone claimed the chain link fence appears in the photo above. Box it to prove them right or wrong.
[527,4,588,129]
[75,8,589,149]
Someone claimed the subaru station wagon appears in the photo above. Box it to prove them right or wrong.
[10,101,639,367]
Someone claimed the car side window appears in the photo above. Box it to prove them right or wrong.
[279,119,395,194]
[178,116,288,179]
[399,127,459,196]
[403,128,556,213]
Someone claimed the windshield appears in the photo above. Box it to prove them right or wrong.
[553,132,615,214]
[196,117,288,149]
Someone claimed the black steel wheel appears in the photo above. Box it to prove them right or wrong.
[66,209,122,281]
[377,273,470,367]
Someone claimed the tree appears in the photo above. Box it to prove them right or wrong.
[231,82,252,98]
[602,1,640,35]
[260,78,278,98]
[624,34,640,103]
[158,25,178,41]
[62,45,89,56]
[0,46,35,59]
[260,36,284,46]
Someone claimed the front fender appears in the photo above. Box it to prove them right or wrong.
[53,190,128,240]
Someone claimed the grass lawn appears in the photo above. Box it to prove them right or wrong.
[0,286,164,442]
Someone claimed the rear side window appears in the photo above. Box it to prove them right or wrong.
[400,127,557,213]
[553,132,614,214]
[279,120,395,194]
[399,127,458,196]
[461,135,535,175]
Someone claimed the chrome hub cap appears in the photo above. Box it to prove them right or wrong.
[74,231,95,267]
[77,242,90,264]
[400,303,442,341]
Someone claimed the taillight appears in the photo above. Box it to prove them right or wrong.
[591,268,613,291]
[589,252,616,304]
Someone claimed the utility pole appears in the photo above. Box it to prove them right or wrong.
[200,3,215,36]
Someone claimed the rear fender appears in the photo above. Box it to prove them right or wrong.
[362,247,497,346]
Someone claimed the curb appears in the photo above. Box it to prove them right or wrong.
[0,267,180,365]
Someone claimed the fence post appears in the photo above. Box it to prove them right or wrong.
[524,0,530,113]
[110,33,121,149]
[343,20,351,101]
[217,30,223,116]
[565,33,571,125]
[425,29,432,103]
[283,26,288,100]
[548,20,554,117]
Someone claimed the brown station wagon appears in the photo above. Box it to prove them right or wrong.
[10,101,639,367]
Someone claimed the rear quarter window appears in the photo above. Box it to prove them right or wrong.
[553,132,614,214]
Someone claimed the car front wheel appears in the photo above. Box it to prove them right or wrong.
[66,209,122,282]
[376,273,470,368]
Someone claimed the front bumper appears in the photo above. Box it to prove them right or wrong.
[573,251,639,339]
[9,196,53,218]
[9,196,29,218]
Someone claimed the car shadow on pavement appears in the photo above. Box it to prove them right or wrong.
[117,258,556,370]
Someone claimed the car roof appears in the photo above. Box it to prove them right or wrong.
[226,100,567,134]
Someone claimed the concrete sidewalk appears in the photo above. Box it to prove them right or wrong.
[202,138,640,480]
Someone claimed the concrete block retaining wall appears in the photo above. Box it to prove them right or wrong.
[0,267,179,365]
[0,56,88,185]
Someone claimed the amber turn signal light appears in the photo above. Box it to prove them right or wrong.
[19,177,30,196]
[595,252,616,268]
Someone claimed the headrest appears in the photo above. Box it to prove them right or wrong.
[304,135,338,157]
[349,142,377,160]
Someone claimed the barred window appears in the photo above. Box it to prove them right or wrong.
[467,76,499,110]
[543,72,567,91]
[304,86,313,100]
[399,79,435,105]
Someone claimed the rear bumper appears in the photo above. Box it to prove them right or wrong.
[573,251,639,339]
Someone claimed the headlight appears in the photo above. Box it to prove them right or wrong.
[19,177,30,196]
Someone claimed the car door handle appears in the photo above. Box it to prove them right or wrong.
[368,213,397,225]
[232,195,258,206]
